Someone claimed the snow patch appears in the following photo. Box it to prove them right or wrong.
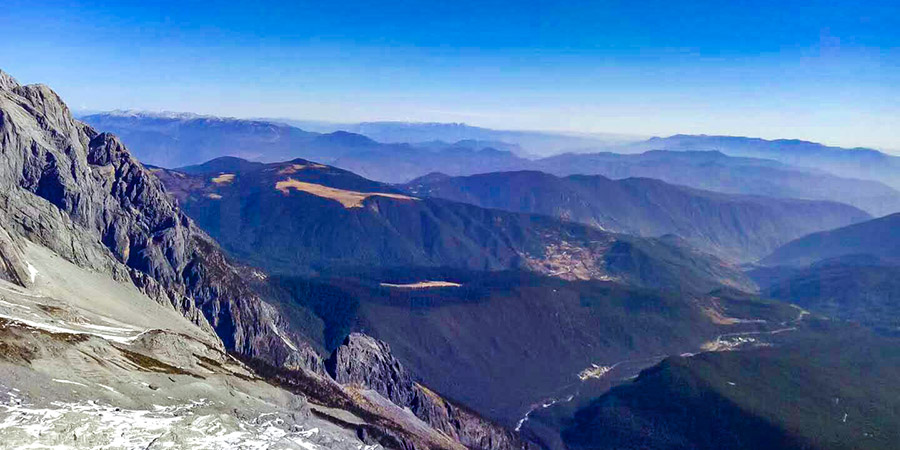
[96,384,118,394]
[0,299,29,310]
[380,281,462,289]
[0,399,326,450]
[269,323,299,352]
[25,263,38,284]
[0,312,147,345]
[52,379,87,388]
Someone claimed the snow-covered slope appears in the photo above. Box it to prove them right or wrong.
[0,239,368,449]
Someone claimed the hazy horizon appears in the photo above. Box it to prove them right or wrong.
[3,1,897,151]
[73,107,900,154]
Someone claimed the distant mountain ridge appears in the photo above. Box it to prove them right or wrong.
[533,150,900,216]
[80,112,900,216]
[263,119,640,157]
[403,170,871,262]
[627,134,900,190]
[80,111,318,168]
[81,112,530,182]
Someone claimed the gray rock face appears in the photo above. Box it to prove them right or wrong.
[0,68,320,372]
[0,226,30,287]
[327,333,531,450]
[327,333,417,406]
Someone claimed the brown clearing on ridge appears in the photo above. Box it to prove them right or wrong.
[379,281,462,289]
[275,178,418,208]
[211,173,235,184]
[278,163,328,175]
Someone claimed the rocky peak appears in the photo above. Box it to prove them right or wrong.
[0,67,321,373]
[0,69,20,91]
[0,227,30,287]
[326,333,417,406]
[327,333,533,450]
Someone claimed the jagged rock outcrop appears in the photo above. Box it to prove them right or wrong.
[327,333,418,406]
[0,226,30,287]
[327,333,531,450]
[0,68,320,372]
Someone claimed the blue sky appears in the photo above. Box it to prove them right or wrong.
[1,0,898,149]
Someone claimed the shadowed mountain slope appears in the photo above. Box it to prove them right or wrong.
[153,157,754,293]
[761,213,900,267]
[753,214,900,334]
[269,269,798,427]
[749,256,900,334]
[560,323,900,450]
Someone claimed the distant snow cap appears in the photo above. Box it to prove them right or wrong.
[104,109,220,120]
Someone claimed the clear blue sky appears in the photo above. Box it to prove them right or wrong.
[1,0,898,149]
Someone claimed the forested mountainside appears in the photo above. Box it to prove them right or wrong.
[403,170,869,262]
[534,150,900,217]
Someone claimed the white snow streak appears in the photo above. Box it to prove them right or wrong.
[25,263,38,284]
[0,312,147,345]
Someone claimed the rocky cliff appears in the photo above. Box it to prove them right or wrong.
[0,69,322,371]
[327,333,530,450]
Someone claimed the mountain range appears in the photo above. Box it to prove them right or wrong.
[627,134,900,191]
[155,157,753,293]
[268,119,639,157]
[80,112,900,216]
[533,150,900,217]
[144,154,843,427]
[402,170,870,262]
[80,111,528,181]
[3,71,790,449]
